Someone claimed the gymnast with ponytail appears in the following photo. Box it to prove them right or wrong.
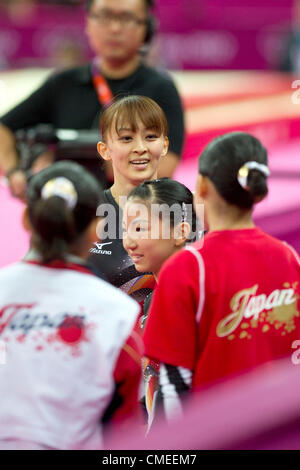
[0,161,142,449]
[143,131,300,424]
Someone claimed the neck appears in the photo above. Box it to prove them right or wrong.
[28,231,90,262]
[100,55,141,79]
[154,245,182,283]
[207,203,255,232]
[25,246,86,264]
[110,171,158,208]
[110,181,138,208]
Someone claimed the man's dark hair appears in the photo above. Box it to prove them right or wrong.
[85,0,154,12]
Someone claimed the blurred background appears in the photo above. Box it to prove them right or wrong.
[0,0,300,451]
[0,0,295,71]
[0,0,300,263]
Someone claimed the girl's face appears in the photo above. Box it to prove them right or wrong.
[98,120,169,186]
[122,201,181,278]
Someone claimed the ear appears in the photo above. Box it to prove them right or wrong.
[22,207,32,233]
[173,221,191,247]
[195,174,208,199]
[194,175,208,223]
[162,137,169,157]
[97,141,111,161]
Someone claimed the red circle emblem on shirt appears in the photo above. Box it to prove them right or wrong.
[57,316,84,345]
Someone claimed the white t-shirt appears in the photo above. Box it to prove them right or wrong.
[0,260,140,450]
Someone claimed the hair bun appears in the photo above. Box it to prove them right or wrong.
[237,161,270,190]
[41,177,78,209]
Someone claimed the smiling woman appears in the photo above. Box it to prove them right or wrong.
[123,178,197,280]
[98,94,168,195]
[88,95,169,304]
[122,177,197,427]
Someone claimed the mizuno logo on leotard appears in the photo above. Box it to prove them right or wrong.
[89,241,112,255]
[94,242,112,250]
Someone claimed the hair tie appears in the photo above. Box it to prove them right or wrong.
[41,177,78,209]
[237,161,270,190]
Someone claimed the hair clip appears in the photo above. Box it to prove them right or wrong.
[182,202,188,222]
[237,161,270,190]
[41,177,78,209]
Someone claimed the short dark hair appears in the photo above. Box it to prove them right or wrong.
[127,178,198,242]
[85,0,154,13]
[101,95,168,141]
[27,161,103,263]
[199,132,268,209]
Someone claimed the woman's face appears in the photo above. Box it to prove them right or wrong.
[98,120,169,187]
[122,200,180,277]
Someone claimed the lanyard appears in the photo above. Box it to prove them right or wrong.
[91,59,114,108]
